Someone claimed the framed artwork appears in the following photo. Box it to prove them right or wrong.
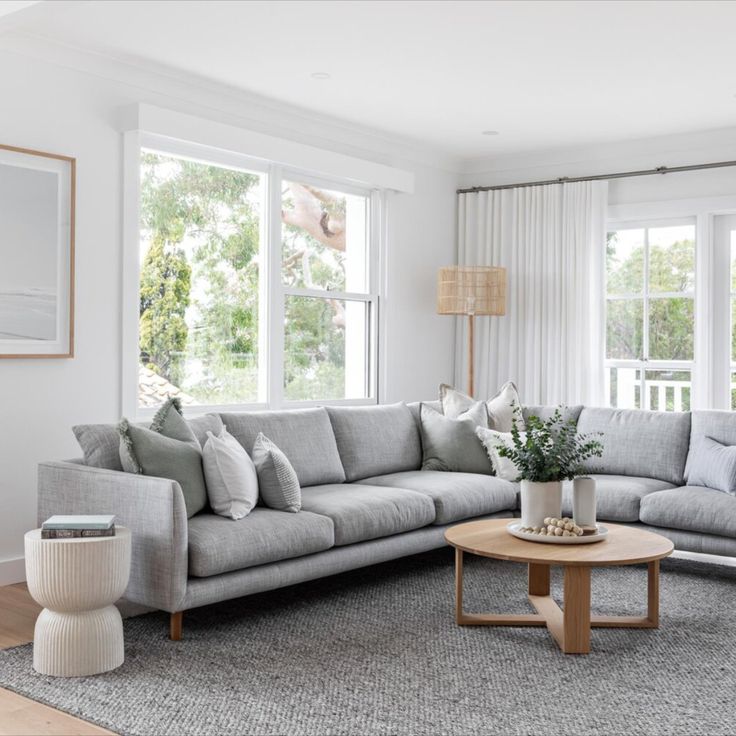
[0,144,75,358]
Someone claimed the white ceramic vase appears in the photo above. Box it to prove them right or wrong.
[520,480,562,528]
[572,476,597,527]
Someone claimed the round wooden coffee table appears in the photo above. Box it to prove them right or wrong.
[445,519,673,655]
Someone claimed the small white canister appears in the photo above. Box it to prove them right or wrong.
[572,476,597,527]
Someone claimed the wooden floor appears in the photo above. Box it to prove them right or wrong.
[0,583,114,736]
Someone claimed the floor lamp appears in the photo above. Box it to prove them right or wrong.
[437,266,507,397]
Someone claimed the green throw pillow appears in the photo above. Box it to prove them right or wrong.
[118,398,207,518]
[420,402,493,474]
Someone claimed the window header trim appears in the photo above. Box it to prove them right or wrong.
[123,103,415,193]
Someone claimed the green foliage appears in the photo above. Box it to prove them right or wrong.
[606,231,695,361]
[606,231,695,294]
[139,153,352,404]
[497,408,603,482]
[139,237,191,385]
[284,297,345,400]
[139,152,262,402]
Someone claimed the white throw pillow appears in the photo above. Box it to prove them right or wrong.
[475,427,527,481]
[439,381,525,432]
[202,427,259,520]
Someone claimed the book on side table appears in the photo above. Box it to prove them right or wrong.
[41,514,116,539]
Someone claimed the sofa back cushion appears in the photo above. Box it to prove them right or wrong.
[522,405,584,425]
[576,407,691,485]
[326,403,422,482]
[406,400,441,424]
[685,410,736,483]
[73,413,223,471]
[219,407,345,487]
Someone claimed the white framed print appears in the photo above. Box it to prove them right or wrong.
[0,144,75,358]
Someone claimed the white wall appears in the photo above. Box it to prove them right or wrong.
[0,49,458,582]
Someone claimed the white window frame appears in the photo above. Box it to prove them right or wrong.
[123,131,381,419]
[713,214,736,409]
[607,195,736,411]
[605,216,697,411]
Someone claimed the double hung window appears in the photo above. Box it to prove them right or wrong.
[132,137,378,413]
[605,220,696,411]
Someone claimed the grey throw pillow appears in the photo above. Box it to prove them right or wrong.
[252,432,301,512]
[688,436,736,495]
[439,381,525,432]
[420,402,493,474]
[73,412,223,470]
[73,423,129,470]
[118,399,208,518]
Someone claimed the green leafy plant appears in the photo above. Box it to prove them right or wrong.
[497,407,603,482]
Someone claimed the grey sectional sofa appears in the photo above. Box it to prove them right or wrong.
[37,402,736,639]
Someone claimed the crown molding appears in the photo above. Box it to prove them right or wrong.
[0,29,464,174]
[459,126,736,186]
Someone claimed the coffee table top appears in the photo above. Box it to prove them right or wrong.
[445,519,673,567]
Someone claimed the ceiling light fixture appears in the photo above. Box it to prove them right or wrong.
[481,130,500,136]
[311,72,331,80]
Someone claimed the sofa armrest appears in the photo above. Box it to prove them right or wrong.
[38,461,188,612]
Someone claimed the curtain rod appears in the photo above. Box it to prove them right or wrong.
[456,159,736,194]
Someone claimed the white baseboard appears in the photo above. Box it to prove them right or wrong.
[0,556,26,585]
[671,549,736,567]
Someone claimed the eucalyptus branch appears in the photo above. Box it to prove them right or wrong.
[497,405,603,483]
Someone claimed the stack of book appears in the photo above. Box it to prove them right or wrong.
[41,515,116,539]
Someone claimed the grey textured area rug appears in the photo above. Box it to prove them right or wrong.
[1,550,735,736]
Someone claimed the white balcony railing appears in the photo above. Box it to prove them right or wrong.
[612,368,691,412]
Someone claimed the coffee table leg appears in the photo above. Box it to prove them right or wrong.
[528,563,550,596]
[455,548,464,624]
[563,566,591,654]
[648,559,660,627]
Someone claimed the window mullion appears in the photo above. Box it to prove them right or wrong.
[267,164,285,409]
[369,190,382,400]
[642,228,650,407]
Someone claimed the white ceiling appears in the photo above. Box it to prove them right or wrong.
[4,0,736,159]
[0,1,39,19]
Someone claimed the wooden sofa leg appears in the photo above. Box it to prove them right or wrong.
[170,611,183,641]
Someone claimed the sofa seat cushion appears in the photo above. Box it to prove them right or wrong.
[356,470,517,525]
[299,484,436,546]
[561,475,675,522]
[640,486,736,538]
[188,509,335,577]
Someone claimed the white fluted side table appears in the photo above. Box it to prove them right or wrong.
[24,527,131,677]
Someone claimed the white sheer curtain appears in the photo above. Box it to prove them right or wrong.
[455,180,608,406]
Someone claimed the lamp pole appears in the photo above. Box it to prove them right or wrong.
[468,313,475,398]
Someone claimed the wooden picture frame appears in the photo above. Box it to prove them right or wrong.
[0,143,75,358]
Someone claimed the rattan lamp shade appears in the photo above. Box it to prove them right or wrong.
[436,266,507,316]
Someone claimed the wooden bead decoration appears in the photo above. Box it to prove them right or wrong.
[519,517,585,538]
